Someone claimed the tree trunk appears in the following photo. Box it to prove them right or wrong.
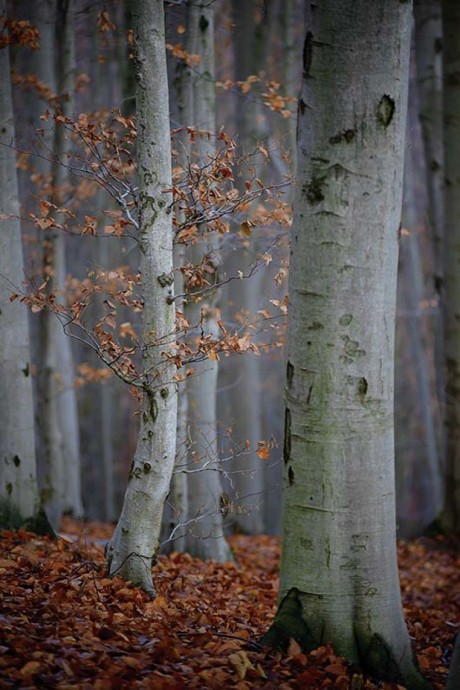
[414,0,444,291]
[441,0,460,534]
[159,1,191,554]
[40,0,83,528]
[397,140,442,533]
[413,0,445,467]
[446,633,460,690]
[181,3,234,562]
[106,0,177,595]
[263,2,430,687]
[0,1,50,533]
[223,0,270,535]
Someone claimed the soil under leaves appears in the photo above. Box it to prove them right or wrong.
[0,520,458,689]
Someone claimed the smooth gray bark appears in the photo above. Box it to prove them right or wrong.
[0,2,49,532]
[19,0,56,502]
[264,2,430,687]
[224,0,269,534]
[182,3,233,562]
[40,0,83,527]
[441,0,460,533]
[399,143,442,532]
[414,0,444,293]
[159,2,191,554]
[106,0,177,595]
[413,0,445,467]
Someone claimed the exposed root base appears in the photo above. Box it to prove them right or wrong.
[0,500,54,536]
[261,587,433,690]
[106,544,156,598]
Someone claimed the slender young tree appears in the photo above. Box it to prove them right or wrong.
[224,0,269,535]
[263,2,430,687]
[441,0,460,533]
[0,2,50,533]
[105,0,177,595]
[413,0,445,468]
[414,0,444,293]
[160,2,191,553]
[183,2,234,562]
[40,0,83,527]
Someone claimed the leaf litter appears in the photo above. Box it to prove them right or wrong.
[0,519,458,689]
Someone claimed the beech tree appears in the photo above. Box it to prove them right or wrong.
[0,3,49,533]
[413,0,445,493]
[414,0,444,297]
[441,0,460,533]
[40,0,83,528]
[105,0,177,595]
[181,2,233,561]
[264,2,430,687]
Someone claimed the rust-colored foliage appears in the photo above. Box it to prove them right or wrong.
[0,521,457,689]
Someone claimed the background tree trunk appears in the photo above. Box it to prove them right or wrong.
[264,2,429,686]
[221,0,271,535]
[441,0,460,533]
[0,1,50,533]
[413,0,445,469]
[106,0,177,595]
[397,136,442,533]
[181,3,234,562]
[41,0,83,528]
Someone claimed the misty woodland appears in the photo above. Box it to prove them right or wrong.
[1,1,460,689]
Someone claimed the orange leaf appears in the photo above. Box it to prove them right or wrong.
[229,651,254,680]
[287,637,302,656]
[325,662,348,676]
[20,661,41,676]
[256,447,270,460]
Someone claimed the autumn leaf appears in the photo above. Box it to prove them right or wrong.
[240,221,252,237]
[325,661,348,676]
[287,637,302,656]
[256,443,270,461]
[0,519,456,690]
[20,661,41,677]
[228,651,254,680]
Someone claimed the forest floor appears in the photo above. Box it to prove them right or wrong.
[0,519,458,690]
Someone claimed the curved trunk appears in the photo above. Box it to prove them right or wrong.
[264,2,430,687]
[106,0,177,595]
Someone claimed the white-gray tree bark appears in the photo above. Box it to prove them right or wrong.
[264,2,430,687]
[181,3,234,562]
[398,140,442,531]
[41,0,83,527]
[413,0,445,467]
[0,1,49,532]
[414,0,444,292]
[223,0,270,535]
[159,2,191,554]
[106,0,177,595]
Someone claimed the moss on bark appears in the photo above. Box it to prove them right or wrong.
[0,499,54,535]
[261,588,432,690]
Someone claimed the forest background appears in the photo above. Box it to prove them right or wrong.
[1,0,445,544]
[1,0,459,688]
